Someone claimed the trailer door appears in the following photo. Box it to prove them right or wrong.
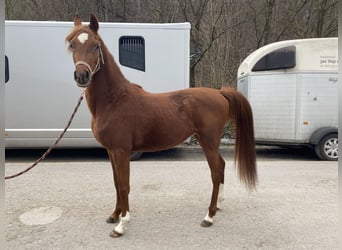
[249,73,297,141]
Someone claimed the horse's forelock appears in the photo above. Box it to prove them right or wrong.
[65,25,103,55]
[66,25,84,42]
[66,25,99,44]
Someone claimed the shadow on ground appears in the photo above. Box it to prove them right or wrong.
[5,145,318,163]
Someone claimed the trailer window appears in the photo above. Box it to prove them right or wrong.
[5,55,9,83]
[119,36,145,72]
[252,46,295,71]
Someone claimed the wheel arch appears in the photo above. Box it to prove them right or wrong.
[309,126,338,145]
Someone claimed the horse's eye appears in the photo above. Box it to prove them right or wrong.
[94,44,100,50]
[69,43,76,50]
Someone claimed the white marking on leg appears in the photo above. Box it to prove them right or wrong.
[217,183,224,209]
[204,212,213,223]
[114,212,130,235]
[77,33,88,44]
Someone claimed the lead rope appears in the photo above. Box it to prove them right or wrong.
[5,90,85,180]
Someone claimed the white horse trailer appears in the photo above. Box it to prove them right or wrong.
[5,20,190,158]
[237,38,338,160]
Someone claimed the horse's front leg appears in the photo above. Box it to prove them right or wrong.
[108,149,131,238]
[106,151,121,224]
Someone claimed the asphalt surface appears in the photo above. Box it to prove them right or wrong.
[5,146,338,249]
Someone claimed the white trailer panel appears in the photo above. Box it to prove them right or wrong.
[237,38,338,160]
[5,21,190,148]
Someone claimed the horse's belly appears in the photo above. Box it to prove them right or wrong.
[133,123,193,152]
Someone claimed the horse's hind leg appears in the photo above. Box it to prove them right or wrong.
[197,135,225,227]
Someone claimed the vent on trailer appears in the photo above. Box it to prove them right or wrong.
[119,36,145,72]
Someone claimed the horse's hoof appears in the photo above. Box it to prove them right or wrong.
[200,220,213,227]
[106,216,119,224]
[110,230,123,238]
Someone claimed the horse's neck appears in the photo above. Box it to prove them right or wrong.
[85,45,129,117]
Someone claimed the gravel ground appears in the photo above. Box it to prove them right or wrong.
[5,147,337,249]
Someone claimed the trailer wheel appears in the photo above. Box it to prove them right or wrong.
[130,151,143,161]
[314,133,338,161]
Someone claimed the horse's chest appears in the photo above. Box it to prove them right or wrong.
[91,116,129,149]
[91,119,102,143]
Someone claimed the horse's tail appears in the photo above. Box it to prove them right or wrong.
[220,87,257,191]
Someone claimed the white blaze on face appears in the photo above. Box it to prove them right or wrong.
[77,33,89,44]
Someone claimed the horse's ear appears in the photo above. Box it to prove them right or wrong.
[74,14,82,26]
[89,13,99,33]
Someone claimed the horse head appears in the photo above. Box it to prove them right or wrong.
[66,14,104,87]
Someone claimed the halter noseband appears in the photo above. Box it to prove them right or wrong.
[75,45,105,81]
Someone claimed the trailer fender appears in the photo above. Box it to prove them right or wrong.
[309,127,338,145]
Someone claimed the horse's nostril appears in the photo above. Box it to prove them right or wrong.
[83,71,89,82]
[84,71,90,81]
[74,71,78,81]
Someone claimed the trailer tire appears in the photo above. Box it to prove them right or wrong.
[314,133,338,161]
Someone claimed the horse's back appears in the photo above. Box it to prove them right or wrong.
[126,86,230,151]
[142,87,230,127]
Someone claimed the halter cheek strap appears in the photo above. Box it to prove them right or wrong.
[75,46,105,80]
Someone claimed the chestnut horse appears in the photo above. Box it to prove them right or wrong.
[66,14,257,238]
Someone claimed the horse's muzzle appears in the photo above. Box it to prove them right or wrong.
[74,70,91,87]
